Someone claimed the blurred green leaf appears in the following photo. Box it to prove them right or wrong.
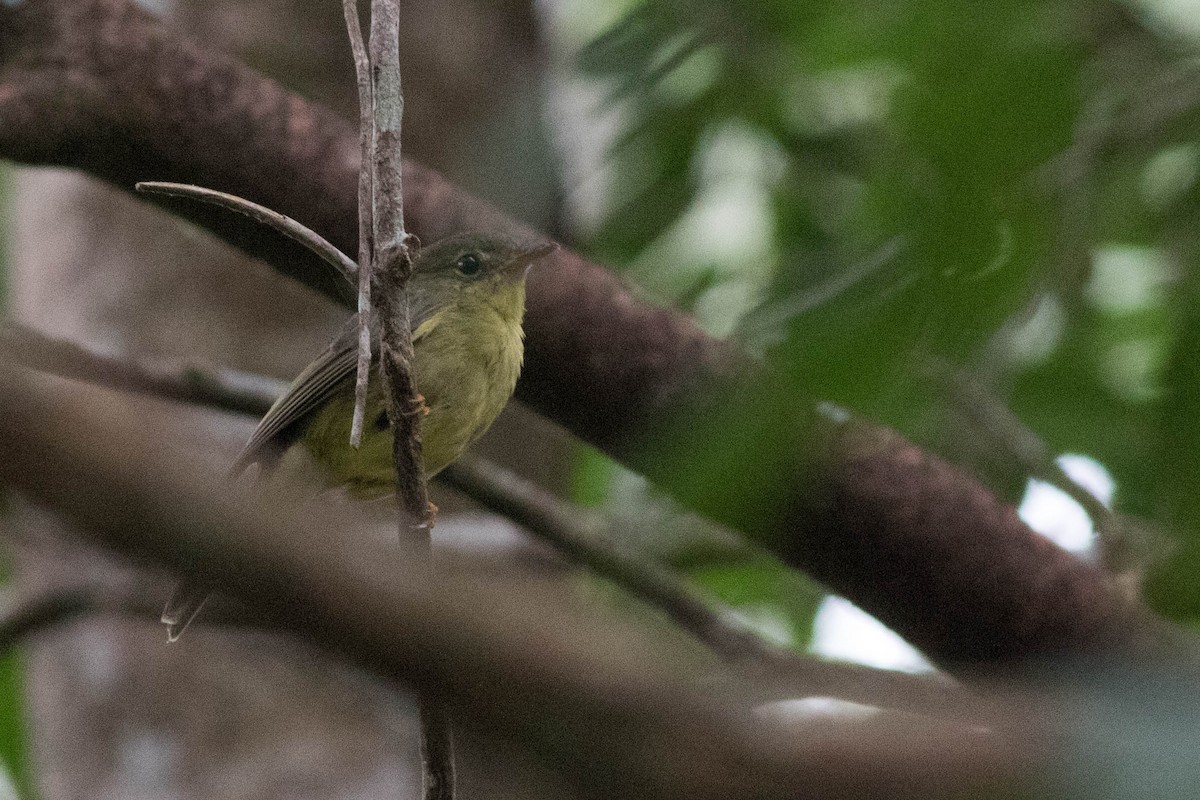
[0,650,29,800]
[571,446,620,509]
[569,0,1200,643]
[685,557,824,649]
[0,164,27,800]
[1145,226,1200,614]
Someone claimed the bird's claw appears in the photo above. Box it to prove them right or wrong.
[403,393,430,417]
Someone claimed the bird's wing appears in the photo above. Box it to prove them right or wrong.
[232,315,361,473]
[234,301,446,474]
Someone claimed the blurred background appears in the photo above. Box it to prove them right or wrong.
[6,0,1200,796]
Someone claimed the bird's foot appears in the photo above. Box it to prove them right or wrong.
[404,393,430,417]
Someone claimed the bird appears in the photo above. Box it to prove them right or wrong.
[161,233,557,640]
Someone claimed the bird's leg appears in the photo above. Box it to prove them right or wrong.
[404,393,430,417]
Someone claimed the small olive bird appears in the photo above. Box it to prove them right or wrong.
[162,233,557,640]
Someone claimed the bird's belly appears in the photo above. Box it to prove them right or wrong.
[295,326,522,499]
[416,334,522,476]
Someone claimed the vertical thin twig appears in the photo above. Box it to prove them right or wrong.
[343,0,374,447]
[366,0,425,519]
[359,1,456,798]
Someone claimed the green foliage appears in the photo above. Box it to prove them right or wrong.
[570,443,825,648]
[581,0,1083,423]
[1145,198,1200,612]
[568,0,1200,623]
[0,527,28,799]
[684,556,824,649]
[570,447,620,509]
[0,166,29,800]
[0,651,29,800]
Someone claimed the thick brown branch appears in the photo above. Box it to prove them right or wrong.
[0,365,1030,800]
[0,0,1173,669]
[1,323,981,718]
[779,421,1170,669]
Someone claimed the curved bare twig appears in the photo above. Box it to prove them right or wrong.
[135,181,358,283]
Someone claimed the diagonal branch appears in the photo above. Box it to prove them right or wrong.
[0,364,1032,800]
[0,589,94,651]
[0,322,979,718]
[0,0,1175,670]
[0,322,282,415]
[441,455,781,665]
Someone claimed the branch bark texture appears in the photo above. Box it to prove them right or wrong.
[356,0,453,795]
[1,322,982,720]
[0,365,1029,800]
[0,0,1171,670]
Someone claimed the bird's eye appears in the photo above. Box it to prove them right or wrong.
[456,253,483,277]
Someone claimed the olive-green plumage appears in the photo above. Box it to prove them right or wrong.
[275,234,544,497]
[162,233,555,639]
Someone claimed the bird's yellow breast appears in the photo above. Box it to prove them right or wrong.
[295,282,525,499]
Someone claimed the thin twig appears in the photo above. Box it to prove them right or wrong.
[945,370,1133,565]
[342,0,375,447]
[0,583,270,652]
[352,0,429,530]
[134,182,357,283]
[0,589,93,651]
[0,322,281,415]
[441,457,782,665]
[367,0,428,532]
[363,1,453,797]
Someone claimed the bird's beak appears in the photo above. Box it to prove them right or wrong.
[502,241,559,280]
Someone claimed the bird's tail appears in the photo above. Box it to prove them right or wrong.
[161,582,211,642]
